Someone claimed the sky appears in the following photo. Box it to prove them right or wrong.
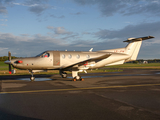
[0,0,160,59]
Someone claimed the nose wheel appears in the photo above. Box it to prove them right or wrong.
[30,76,35,81]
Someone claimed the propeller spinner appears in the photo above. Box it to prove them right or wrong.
[8,51,12,74]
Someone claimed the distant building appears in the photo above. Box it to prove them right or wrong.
[143,61,148,64]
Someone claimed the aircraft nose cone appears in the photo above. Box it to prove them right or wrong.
[4,60,11,64]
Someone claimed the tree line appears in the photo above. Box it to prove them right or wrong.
[0,56,18,61]
[127,59,160,63]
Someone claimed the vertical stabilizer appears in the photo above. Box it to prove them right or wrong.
[124,36,154,62]
[125,41,142,61]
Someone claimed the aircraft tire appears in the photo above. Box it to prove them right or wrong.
[80,78,84,81]
[72,76,83,81]
[62,74,67,78]
[30,77,35,81]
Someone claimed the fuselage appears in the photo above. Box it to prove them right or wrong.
[10,50,130,71]
[4,36,154,81]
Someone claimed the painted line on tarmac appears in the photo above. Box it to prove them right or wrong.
[1,83,160,94]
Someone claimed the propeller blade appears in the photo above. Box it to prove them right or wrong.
[9,64,12,74]
[8,51,11,61]
[8,51,12,74]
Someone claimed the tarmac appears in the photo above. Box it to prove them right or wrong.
[0,69,160,120]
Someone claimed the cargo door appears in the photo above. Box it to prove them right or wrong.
[53,51,60,66]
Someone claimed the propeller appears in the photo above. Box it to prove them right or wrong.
[8,51,12,74]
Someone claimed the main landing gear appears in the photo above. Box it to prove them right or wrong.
[60,70,67,78]
[72,71,84,81]
[60,70,84,81]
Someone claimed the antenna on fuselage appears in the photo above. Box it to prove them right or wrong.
[89,48,93,52]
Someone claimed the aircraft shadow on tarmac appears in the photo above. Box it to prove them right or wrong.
[0,71,154,82]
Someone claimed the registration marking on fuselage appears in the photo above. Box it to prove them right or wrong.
[0,83,160,94]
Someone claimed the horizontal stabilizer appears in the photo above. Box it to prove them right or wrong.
[123,36,154,42]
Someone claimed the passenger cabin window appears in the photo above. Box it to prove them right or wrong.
[68,54,72,59]
[62,54,65,59]
[76,55,80,59]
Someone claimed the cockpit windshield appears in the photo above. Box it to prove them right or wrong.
[36,52,50,58]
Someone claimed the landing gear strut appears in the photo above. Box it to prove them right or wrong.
[30,71,35,81]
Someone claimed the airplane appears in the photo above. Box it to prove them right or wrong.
[4,36,154,81]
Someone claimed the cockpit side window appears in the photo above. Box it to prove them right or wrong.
[36,52,50,58]
[43,53,50,58]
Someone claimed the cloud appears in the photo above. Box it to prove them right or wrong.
[0,19,8,21]
[70,12,84,15]
[0,21,159,59]
[50,14,65,19]
[54,27,72,35]
[92,21,160,59]
[47,26,73,35]
[0,47,8,56]
[0,24,7,26]
[47,26,54,30]
[24,0,50,15]
[82,32,91,35]
[0,32,69,57]
[4,0,15,4]
[123,0,160,16]
[28,4,49,15]
[23,0,48,6]
[13,0,50,15]
[58,15,65,19]
[0,47,8,51]
[73,0,160,17]
[94,21,160,40]
[0,0,15,14]
[0,3,7,14]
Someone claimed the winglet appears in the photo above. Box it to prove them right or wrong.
[123,36,154,42]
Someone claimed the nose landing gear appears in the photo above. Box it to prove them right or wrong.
[30,71,35,81]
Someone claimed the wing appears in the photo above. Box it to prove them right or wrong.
[62,53,111,71]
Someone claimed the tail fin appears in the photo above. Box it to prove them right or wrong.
[124,36,154,62]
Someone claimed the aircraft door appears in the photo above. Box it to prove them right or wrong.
[53,51,60,66]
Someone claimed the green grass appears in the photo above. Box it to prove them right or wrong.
[1,61,160,75]
[0,61,8,70]
[0,61,7,66]
[107,63,160,68]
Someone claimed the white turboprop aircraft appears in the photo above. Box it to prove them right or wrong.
[4,36,154,81]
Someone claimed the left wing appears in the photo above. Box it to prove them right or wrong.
[62,53,111,71]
